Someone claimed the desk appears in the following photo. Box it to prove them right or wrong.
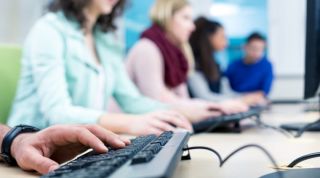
[1,104,320,178]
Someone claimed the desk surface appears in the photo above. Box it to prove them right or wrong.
[1,104,320,178]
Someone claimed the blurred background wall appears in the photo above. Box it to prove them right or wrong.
[0,0,307,101]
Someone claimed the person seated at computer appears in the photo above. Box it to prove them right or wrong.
[0,124,129,174]
[225,32,274,99]
[125,0,249,117]
[7,0,214,136]
[188,17,266,106]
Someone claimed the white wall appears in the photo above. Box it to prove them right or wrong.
[189,0,213,18]
[0,0,47,44]
[268,0,306,100]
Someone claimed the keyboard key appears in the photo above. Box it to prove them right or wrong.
[131,151,154,165]
[143,143,162,154]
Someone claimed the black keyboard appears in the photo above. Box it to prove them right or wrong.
[41,131,190,178]
[193,107,264,133]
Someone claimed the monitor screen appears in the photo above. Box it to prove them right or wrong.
[304,0,320,99]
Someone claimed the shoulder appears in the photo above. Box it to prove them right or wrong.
[98,31,124,51]
[130,38,162,57]
[261,58,273,69]
[228,59,242,70]
[127,38,163,65]
[25,12,74,43]
[98,32,125,64]
[30,12,67,35]
[24,12,67,52]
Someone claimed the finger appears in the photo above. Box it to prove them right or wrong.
[206,102,223,110]
[203,110,222,118]
[155,113,193,131]
[84,125,127,149]
[162,112,193,131]
[49,127,108,154]
[119,136,131,146]
[175,115,193,131]
[76,128,109,153]
[145,127,163,136]
[148,119,176,131]
[18,148,59,174]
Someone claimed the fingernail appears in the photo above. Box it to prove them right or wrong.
[49,165,59,172]
[99,143,108,152]
[116,140,125,147]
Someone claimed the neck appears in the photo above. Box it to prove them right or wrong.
[83,8,99,33]
[165,32,181,47]
[244,56,255,64]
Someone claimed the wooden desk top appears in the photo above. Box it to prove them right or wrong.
[1,104,320,178]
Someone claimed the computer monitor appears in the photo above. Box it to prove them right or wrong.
[304,0,320,100]
[280,0,320,133]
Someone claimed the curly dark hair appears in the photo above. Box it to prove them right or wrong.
[48,0,126,33]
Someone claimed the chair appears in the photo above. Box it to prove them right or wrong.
[0,45,22,124]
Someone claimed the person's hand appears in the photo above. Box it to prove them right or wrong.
[242,91,268,106]
[219,99,249,114]
[127,111,193,136]
[10,125,130,175]
[172,100,224,123]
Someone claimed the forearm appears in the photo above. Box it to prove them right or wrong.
[0,125,10,162]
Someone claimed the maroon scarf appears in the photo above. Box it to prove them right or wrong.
[141,24,189,88]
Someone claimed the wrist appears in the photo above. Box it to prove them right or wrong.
[1,125,39,165]
[0,126,10,149]
[10,133,32,160]
[0,126,10,162]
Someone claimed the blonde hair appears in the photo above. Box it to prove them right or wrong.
[150,0,195,74]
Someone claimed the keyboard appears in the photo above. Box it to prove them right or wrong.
[41,131,190,178]
[193,106,264,133]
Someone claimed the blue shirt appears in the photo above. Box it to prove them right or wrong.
[225,57,274,96]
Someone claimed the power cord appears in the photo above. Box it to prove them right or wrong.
[295,93,320,138]
[251,117,294,138]
[294,119,320,138]
[288,152,320,167]
[183,144,283,178]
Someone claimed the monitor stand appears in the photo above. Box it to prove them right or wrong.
[260,168,320,178]
[280,93,320,136]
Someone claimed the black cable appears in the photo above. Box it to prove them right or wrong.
[288,152,320,167]
[183,144,283,178]
[251,117,294,138]
[184,146,223,164]
[294,119,320,138]
[295,94,320,138]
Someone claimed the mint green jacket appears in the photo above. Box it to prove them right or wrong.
[8,12,165,129]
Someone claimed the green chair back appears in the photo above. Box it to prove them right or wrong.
[0,45,22,124]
